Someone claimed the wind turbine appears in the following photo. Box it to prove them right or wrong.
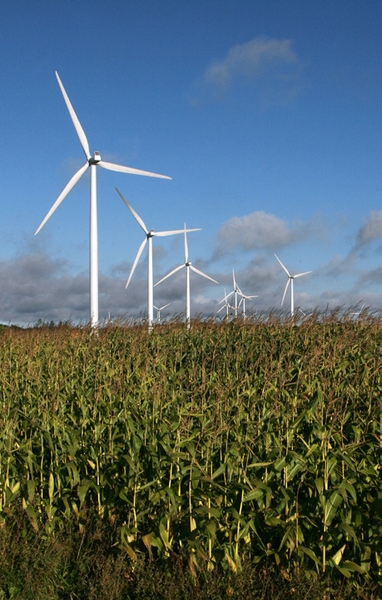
[217,288,231,319]
[155,224,218,328]
[274,254,312,317]
[235,272,258,320]
[35,72,171,328]
[219,270,257,319]
[116,189,198,330]
[153,303,171,324]
[238,290,258,320]
[350,303,366,319]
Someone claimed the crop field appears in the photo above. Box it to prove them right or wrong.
[0,313,381,599]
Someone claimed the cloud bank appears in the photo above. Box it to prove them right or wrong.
[1,206,381,326]
[356,210,382,247]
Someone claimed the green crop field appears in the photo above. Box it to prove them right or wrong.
[0,313,381,599]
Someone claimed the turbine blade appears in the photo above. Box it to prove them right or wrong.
[274,253,291,277]
[35,162,89,234]
[241,293,258,300]
[281,279,290,307]
[125,238,147,289]
[155,229,186,237]
[189,265,218,284]
[55,72,91,160]
[154,264,184,286]
[116,188,148,234]
[100,161,171,179]
[294,270,312,279]
[154,227,200,237]
[219,290,234,304]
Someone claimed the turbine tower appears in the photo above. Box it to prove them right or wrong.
[35,72,171,328]
[155,224,218,328]
[116,189,198,330]
[274,254,312,317]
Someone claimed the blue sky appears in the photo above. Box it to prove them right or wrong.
[1,0,381,325]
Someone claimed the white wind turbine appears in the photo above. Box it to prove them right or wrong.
[238,291,258,320]
[35,72,171,328]
[350,303,366,319]
[274,254,312,317]
[217,288,231,319]
[153,303,170,324]
[116,190,198,330]
[155,225,218,328]
[219,270,257,319]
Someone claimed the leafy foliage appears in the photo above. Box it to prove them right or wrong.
[0,314,380,596]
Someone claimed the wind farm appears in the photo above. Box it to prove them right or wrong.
[1,2,381,594]
[1,1,380,328]
[28,72,319,329]
[22,70,377,327]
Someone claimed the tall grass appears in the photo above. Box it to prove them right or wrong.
[0,314,380,595]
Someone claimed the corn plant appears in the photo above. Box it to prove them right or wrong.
[0,314,380,590]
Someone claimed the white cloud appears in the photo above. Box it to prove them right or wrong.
[203,36,300,90]
[215,211,302,255]
[356,210,382,246]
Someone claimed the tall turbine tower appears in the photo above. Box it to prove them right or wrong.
[35,72,171,328]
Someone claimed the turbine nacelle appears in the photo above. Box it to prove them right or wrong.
[89,152,102,165]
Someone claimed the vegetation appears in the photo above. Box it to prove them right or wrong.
[0,312,380,598]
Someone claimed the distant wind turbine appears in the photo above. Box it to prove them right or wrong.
[274,254,312,317]
[217,288,231,319]
[238,291,258,320]
[155,224,218,328]
[116,189,198,330]
[153,303,170,324]
[35,72,171,328]
[350,303,366,319]
[219,270,257,319]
